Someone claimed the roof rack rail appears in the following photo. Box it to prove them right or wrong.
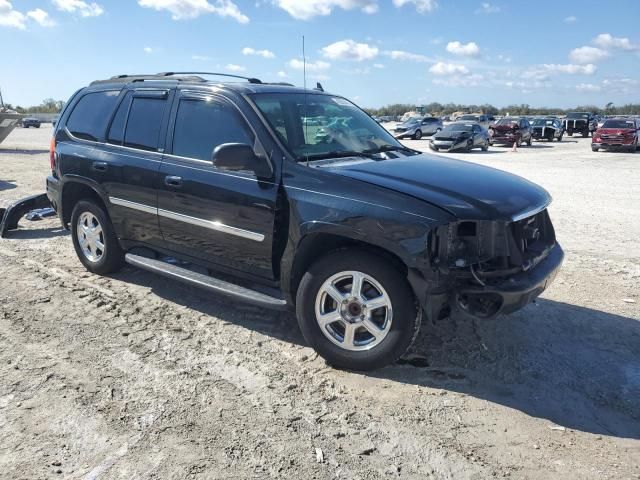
[156,72,262,84]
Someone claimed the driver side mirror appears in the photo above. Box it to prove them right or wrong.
[212,143,273,179]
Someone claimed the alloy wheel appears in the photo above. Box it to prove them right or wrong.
[314,271,393,351]
[76,211,105,263]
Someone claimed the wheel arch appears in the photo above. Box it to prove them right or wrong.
[286,230,410,306]
[60,178,109,227]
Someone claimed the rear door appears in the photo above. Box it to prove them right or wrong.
[100,88,173,246]
[157,90,279,280]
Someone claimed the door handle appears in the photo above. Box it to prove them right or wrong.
[164,175,183,187]
[92,161,108,172]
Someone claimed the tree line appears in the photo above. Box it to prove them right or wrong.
[364,102,640,117]
[2,98,66,114]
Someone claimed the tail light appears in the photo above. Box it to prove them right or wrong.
[49,136,56,170]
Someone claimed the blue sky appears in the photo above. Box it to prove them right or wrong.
[1,0,639,108]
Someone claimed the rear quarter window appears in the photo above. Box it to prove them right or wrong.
[66,90,120,141]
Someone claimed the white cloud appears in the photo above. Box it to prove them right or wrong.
[476,2,500,13]
[429,62,469,76]
[242,47,275,58]
[564,15,577,23]
[138,0,248,23]
[373,63,385,68]
[569,46,609,64]
[543,63,597,74]
[143,46,153,53]
[321,39,378,61]
[392,0,437,14]
[602,77,639,94]
[446,41,480,57]
[26,8,56,27]
[0,0,26,29]
[273,0,378,20]
[384,50,430,62]
[522,63,596,80]
[288,58,331,71]
[433,73,484,87]
[576,83,601,92]
[277,71,288,78]
[191,54,211,61]
[52,0,104,17]
[592,33,638,51]
[225,63,246,72]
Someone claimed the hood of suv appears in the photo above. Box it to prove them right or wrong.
[326,154,550,221]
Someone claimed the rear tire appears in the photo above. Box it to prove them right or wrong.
[296,249,421,371]
[481,140,489,151]
[582,129,589,138]
[567,130,573,137]
[527,136,532,146]
[413,129,422,140]
[71,199,124,275]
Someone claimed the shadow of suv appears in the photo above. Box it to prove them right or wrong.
[46,72,563,370]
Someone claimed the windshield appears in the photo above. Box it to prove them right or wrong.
[251,93,403,161]
[567,112,590,119]
[602,119,636,129]
[443,123,473,133]
[532,119,555,126]
[496,117,519,125]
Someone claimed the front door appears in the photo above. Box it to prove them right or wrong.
[157,91,279,280]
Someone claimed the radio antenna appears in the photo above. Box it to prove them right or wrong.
[303,35,309,167]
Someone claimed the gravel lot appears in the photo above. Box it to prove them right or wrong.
[1,126,639,479]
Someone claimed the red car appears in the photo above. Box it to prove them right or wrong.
[488,117,533,147]
[592,118,639,152]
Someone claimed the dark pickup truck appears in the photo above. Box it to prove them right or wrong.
[563,112,597,137]
[46,72,563,370]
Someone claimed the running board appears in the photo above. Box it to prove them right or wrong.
[124,253,288,310]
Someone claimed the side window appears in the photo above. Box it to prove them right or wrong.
[473,125,481,133]
[107,92,132,145]
[123,97,167,151]
[66,90,120,141]
[172,98,254,162]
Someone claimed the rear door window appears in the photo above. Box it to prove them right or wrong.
[66,90,120,141]
[123,96,168,151]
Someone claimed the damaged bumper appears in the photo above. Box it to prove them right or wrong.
[455,244,563,317]
[0,193,51,237]
[416,208,563,320]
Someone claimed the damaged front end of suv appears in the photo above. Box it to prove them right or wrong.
[423,208,562,320]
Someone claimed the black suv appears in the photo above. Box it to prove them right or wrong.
[563,112,597,137]
[46,72,563,370]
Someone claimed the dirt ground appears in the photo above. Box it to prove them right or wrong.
[0,126,638,479]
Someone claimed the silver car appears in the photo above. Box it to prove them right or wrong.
[393,116,443,140]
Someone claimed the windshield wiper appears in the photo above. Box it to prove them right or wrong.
[362,144,418,155]
[297,150,376,162]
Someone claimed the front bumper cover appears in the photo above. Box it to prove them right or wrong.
[456,243,564,317]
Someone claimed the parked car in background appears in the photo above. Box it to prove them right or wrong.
[21,117,41,128]
[455,114,491,128]
[393,116,443,140]
[592,118,639,152]
[531,117,564,142]
[563,112,597,137]
[488,117,532,147]
[430,122,489,152]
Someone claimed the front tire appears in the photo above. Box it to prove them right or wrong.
[71,199,124,275]
[296,250,421,371]
[413,129,422,140]
[591,146,599,152]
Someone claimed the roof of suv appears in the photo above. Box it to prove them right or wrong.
[88,72,328,96]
